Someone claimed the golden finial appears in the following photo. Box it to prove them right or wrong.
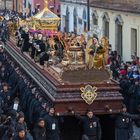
[44,0,48,8]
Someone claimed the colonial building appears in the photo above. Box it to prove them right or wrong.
[0,0,12,10]
[13,0,60,17]
[60,0,140,61]
[13,0,31,14]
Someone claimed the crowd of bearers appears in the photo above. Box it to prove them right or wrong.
[0,43,33,140]
[15,27,64,69]
[0,43,61,140]
[0,41,104,140]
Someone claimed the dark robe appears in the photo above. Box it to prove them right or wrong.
[135,85,140,110]
[80,116,101,140]
[8,70,19,88]
[32,125,46,140]
[15,122,27,132]
[135,116,140,128]
[35,40,42,57]
[43,114,60,140]
[110,61,120,80]
[119,79,131,108]
[1,130,14,140]
[0,124,7,139]
[2,134,13,140]
[0,52,6,62]
[54,41,64,61]
[115,113,133,140]
[30,39,38,59]
[21,32,29,52]
[38,41,49,65]
[0,66,10,82]
[13,134,30,140]
[0,90,11,105]
[128,84,139,114]
[15,31,23,48]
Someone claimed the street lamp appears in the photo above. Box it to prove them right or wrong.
[87,0,90,31]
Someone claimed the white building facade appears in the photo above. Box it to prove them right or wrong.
[60,1,140,62]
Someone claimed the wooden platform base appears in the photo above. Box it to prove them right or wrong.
[5,39,123,115]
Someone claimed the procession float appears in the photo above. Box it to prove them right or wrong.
[5,0,123,116]
[2,3,123,139]
[27,0,60,35]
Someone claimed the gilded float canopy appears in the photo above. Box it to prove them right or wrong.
[28,7,60,30]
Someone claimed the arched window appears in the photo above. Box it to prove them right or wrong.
[83,9,87,20]
[83,9,87,32]
[92,10,98,25]
[73,8,77,34]
[65,7,69,32]
[102,12,110,38]
[115,15,123,57]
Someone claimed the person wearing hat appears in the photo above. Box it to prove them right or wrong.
[32,118,46,140]
[43,106,60,140]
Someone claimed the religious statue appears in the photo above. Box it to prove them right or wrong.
[86,37,106,69]
[100,37,109,65]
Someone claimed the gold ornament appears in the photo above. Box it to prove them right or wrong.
[80,85,97,105]
[0,16,4,21]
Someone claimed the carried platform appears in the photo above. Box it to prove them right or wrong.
[5,39,123,115]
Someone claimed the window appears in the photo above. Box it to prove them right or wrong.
[65,7,69,32]
[115,15,123,57]
[102,12,110,38]
[92,10,98,25]
[73,8,77,34]
[83,9,87,32]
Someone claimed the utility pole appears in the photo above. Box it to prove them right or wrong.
[87,0,90,31]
